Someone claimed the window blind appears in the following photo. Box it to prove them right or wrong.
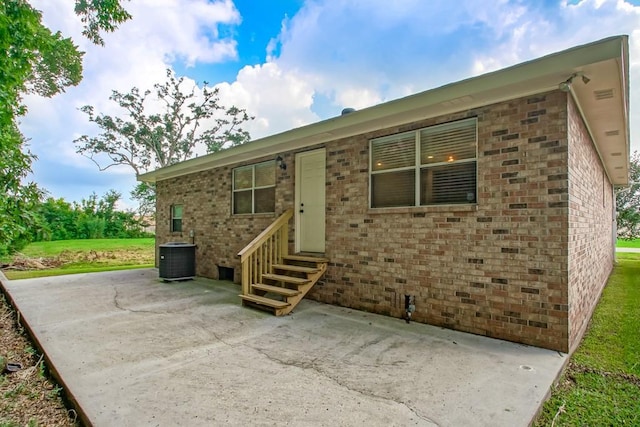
[370,118,477,208]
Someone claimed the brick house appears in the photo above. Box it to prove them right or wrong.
[139,36,630,353]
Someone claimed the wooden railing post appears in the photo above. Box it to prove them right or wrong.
[241,260,249,296]
[281,223,288,259]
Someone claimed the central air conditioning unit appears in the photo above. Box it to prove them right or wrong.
[158,242,196,281]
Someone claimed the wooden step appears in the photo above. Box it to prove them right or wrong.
[261,273,310,285]
[251,283,300,297]
[272,264,318,274]
[240,294,290,309]
[283,255,329,263]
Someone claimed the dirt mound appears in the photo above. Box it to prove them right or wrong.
[1,249,153,272]
[1,254,64,271]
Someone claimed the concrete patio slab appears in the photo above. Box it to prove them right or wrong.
[1,269,566,426]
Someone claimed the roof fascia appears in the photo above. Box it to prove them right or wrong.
[138,36,626,184]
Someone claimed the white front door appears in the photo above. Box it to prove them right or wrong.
[295,149,326,253]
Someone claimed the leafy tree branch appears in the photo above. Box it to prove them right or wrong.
[74,69,253,214]
[0,0,131,255]
[75,68,253,175]
[74,0,132,46]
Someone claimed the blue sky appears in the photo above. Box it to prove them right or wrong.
[173,0,304,83]
[20,0,640,209]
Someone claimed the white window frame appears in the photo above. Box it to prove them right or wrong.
[170,204,183,232]
[232,161,276,215]
[369,118,478,208]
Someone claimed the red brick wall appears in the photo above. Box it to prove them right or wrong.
[317,91,571,352]
[154,91,616,352]
[566,96,615,352]
[155,159,297,280]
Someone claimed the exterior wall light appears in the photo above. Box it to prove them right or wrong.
[276,155,287,170]
[559,72,590,92]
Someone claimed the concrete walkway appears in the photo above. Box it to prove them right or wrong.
[1,269,566,427]
[616,247,640,253]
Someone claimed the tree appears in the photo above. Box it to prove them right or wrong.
[74,0,131,46]
[0,125,44,255]
[0,0,131,254]
[73,190,148,239]
[616,151,640,240]
[131,182,156,218]
[0,1,84,254]
[1,0,130,128]
[75,68,253,175]
[37,196,79,241]
[32,191,149,241]
[74,68,253,212]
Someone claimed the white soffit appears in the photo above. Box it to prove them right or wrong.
[570,57,629,185]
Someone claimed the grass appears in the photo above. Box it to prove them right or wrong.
[534,253,640,426]
[2,238,155,280]
[16,238,154,257]
[616,238,640,248]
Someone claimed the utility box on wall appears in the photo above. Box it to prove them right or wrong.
[159,243,196,281]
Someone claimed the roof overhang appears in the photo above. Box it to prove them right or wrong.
[139,35,630,185]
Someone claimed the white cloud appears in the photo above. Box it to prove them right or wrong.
[215,62,319,139]
[28,0,241,107]
[21,0,244,203]
[333,88,382,111]
[17,0,640,207]
[265,0,640,150]
[262,0,536,111]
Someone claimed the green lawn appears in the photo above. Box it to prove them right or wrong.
[16,238,154,257]
[2,238,155,280]
[534,252,640,426]
[616,238,640,248]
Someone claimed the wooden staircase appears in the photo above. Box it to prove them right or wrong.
[237,209,328,316]
[240,255,328,316]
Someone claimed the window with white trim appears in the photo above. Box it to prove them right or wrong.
[233,161,276,214]
[370,118,477,208]
[171,204,183,232]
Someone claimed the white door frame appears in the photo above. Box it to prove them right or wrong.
[295,148,326,253]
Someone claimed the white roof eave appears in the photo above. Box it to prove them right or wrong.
[138,35,629,185]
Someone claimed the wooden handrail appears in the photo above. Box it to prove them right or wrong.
[237,209,293,260]
[237,209,293,295]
